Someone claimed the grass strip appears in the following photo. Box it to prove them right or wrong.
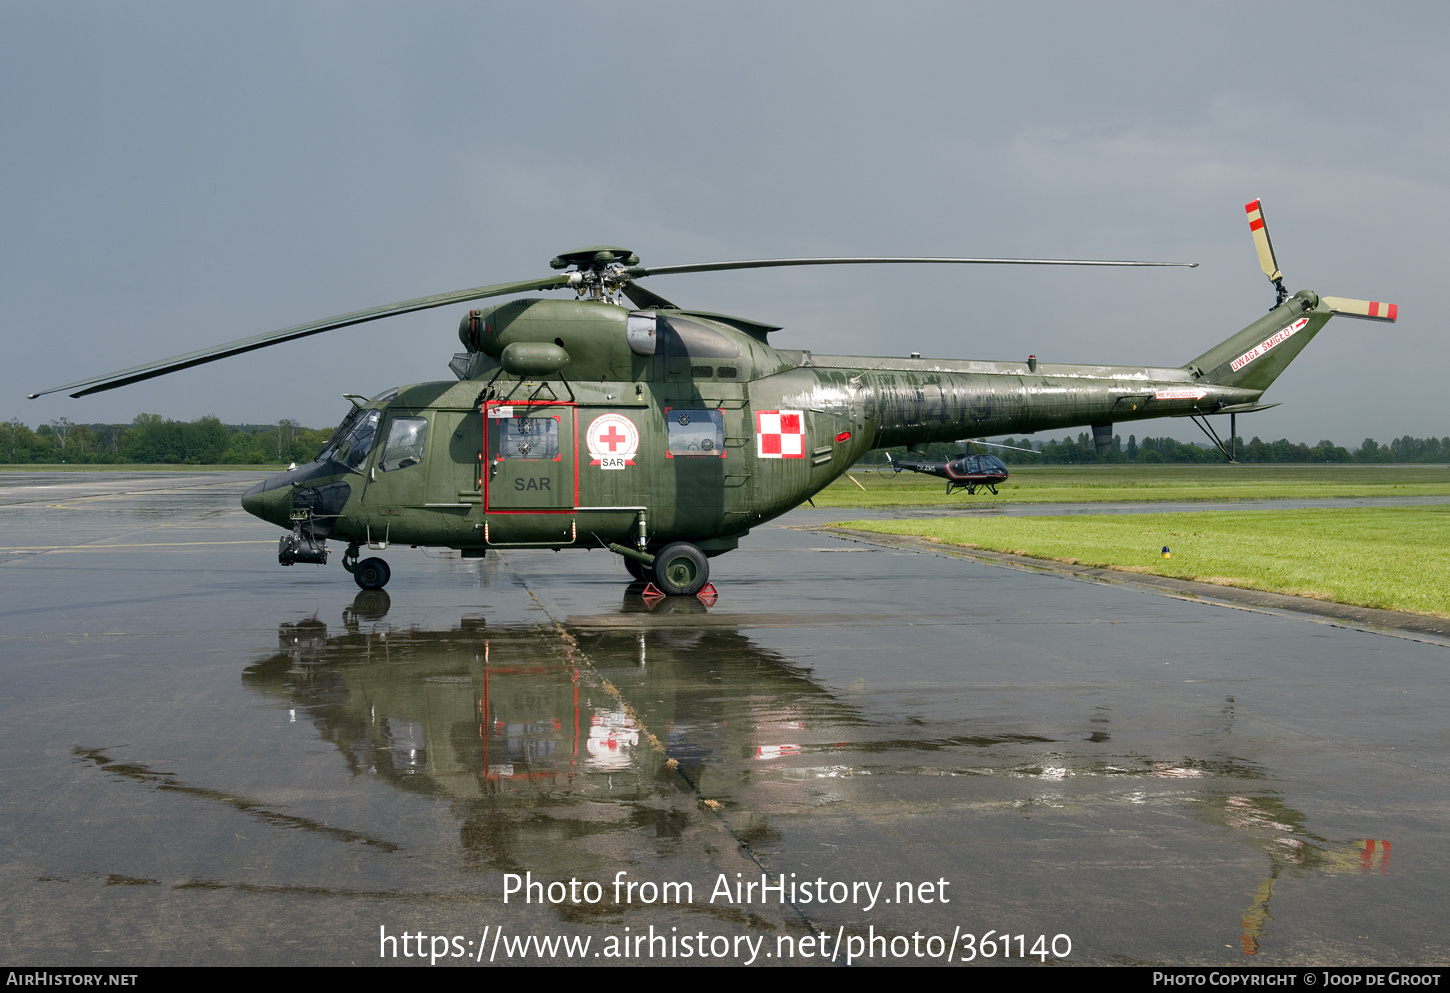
[838,506,1450,618]
[814,464,1450,507]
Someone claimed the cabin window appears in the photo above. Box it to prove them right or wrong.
[498,416,559,461]
[379,416,428,471]
[666,409,725,457]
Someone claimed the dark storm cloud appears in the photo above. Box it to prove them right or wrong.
[4,2,1444,444]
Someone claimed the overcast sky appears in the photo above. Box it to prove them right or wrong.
[4,2,1445,445]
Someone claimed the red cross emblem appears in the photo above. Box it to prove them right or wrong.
[599,425,627,452]
[586,414,640,469]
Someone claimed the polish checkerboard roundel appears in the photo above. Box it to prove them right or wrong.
[586,413,640,469]
[756,410,805,459]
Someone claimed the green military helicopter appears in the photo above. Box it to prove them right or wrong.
[31,201,1395,595]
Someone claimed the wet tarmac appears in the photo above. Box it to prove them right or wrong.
[2,471,1447,966]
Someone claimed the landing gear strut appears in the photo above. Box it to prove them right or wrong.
[608,539,711,596]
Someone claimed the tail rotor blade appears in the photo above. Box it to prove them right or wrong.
[1245,199,1282,283]
[1322,296,1399,322]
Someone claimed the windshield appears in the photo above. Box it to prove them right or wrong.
[316,407,364,463]
[316,408,380,471]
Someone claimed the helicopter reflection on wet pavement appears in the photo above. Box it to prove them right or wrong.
[242,591,876,882]
[242,586,1418,964]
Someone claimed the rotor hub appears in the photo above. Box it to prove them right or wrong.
[550,246,640,304]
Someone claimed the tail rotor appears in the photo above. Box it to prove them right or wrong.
[1245,199,1397,323]
[1245,199,1287,308]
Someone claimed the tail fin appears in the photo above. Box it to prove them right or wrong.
[1187,291,1331,392]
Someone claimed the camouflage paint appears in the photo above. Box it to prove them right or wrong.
[243,289,1331,559]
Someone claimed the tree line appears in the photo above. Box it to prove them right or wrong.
[0,415,334,465]
[2,414,1447,466]
[868,433,1450,465]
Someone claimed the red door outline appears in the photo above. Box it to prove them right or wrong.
[481,400,578,513]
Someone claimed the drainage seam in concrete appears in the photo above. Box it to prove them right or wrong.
[501,555,834,948]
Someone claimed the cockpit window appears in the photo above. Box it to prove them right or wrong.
[330,409,380,471]
[316,407,361,463]
[956,455,1006,474]
[379,416,428,471]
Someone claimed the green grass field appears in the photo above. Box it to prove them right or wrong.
[839,506,1450,617]
[815,463,1450,507]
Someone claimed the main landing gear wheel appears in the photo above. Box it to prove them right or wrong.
[650,542,709,596]
[623,556,648,582]
[354,557,391,590]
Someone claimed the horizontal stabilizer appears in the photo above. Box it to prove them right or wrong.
[1212,402,1281,415]
[1167,401,1281,418]
[1321,296,1398,322]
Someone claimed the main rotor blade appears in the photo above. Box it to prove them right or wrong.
[624,256,1196,278]
[1245,199,1282,283]
[962,438,1040,454]
[30,275,569,399]
[1321,296,1398,322]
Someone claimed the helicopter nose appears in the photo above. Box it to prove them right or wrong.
[241,472,294,525]
[241,479,267,518]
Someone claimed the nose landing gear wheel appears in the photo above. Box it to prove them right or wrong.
[623,556,647,582]
[354,557,391,590]
[650,542,708,596]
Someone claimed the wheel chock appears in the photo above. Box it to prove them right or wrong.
[696,583,718,606]
[641,582,665,601]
